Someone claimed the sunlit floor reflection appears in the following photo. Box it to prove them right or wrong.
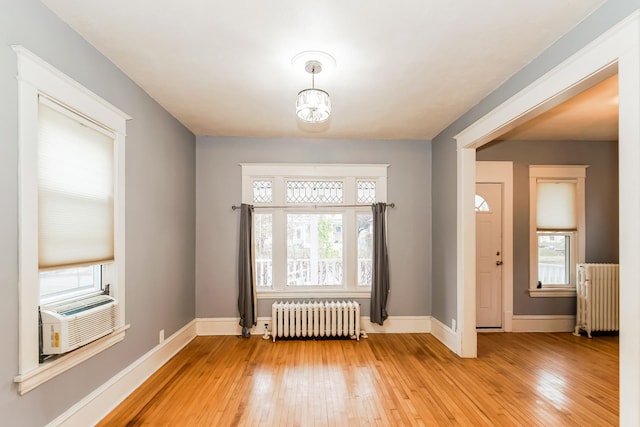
[536,370,567,410]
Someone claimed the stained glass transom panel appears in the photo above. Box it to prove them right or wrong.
[357,181,376,204]
[286,181,343,204]
[253,180,273,203]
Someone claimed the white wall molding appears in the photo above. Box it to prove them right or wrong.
[361,316,431,334]
[197,316,432,337]
[49,315,472,425]
[454,12,640,424]
[503,310,513,332]
[16,326,129,396]
[430,317,461,354]
[196,317,272,336]
[48,320,197,427]
[511,315,576,333]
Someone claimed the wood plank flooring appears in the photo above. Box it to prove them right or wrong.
[99,332,618,426]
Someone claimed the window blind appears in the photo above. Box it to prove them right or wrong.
[37,98,115,269]
[536,181,577,230]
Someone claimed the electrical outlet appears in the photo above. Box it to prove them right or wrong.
[159,329,165,344]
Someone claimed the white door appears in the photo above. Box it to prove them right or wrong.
[476,183,502,328]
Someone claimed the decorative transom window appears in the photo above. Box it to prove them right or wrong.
[357,181,376,204]
[529,165,587,297]
[252,180,273,203]
[286,180,343,204]
[242,164,388,298]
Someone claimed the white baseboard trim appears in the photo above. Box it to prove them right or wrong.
[511,315,576,332]
[430,317,461,355]
[361,316,431,334]
[196,316,432,336]
[51,314,457,426]
[49,319,197,427]
[196,316,273,336]
[503,310,513,332]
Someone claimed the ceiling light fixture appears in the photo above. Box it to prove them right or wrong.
[296,60,330,123]
[293,51,335,124]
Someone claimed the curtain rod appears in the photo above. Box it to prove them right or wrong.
[232,203,395,210]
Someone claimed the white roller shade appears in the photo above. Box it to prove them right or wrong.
[38,99,115,269]
[536,181,577,229]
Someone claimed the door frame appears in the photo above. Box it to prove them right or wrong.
[454,11,639,425]
[476,162,513,331]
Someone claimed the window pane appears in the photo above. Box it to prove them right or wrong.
[254,214,272,287]
[252,180,272,203]
[537,182,576,229]
[287,214,343,285]
[286,181,343,204]
[475,195,490,212]
[357,181,376,204]
[538,234,570,285]
[357,213,373,286]
[40,265,101,299]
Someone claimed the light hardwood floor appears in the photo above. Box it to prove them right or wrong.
[99,332,618,426]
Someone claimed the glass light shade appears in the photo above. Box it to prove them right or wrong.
[296,88,331,123]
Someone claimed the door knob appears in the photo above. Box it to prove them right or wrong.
[496,260,503,266]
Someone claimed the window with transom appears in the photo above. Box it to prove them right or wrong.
[242,164,388,297]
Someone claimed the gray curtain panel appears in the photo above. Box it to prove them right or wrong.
[370,202,390,325]
[238,203,257,338]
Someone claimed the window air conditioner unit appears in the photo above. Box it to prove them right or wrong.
[41,295,118,355]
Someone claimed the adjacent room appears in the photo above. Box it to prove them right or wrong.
[2,1,639,426]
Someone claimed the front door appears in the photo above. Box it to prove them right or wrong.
[476,183,502,328]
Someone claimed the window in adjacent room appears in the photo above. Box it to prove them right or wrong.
[243,164,388,298]
[529,165,587,297]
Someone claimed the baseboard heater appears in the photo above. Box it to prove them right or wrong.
[271,301,360,342]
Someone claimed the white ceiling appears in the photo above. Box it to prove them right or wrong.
[41,0,607,140]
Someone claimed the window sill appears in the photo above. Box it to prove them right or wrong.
[14,324,129,395]
[529,288,576,298]
[257,289,371,300]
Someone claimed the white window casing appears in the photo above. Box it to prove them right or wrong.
[242,163,388,299]
[13,46,130,394]
[529,165,587,297]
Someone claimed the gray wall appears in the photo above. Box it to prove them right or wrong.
[430,0,638,325]
[196,137,431,318]
[477,140,619,315]
[0,1,196,425]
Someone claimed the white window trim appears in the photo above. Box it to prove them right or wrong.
[528,165,587,297]
[13,45,130,394]
[241,163,388,298]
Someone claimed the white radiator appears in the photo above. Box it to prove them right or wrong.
[271,301,360,342]
[574,263,619,338]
